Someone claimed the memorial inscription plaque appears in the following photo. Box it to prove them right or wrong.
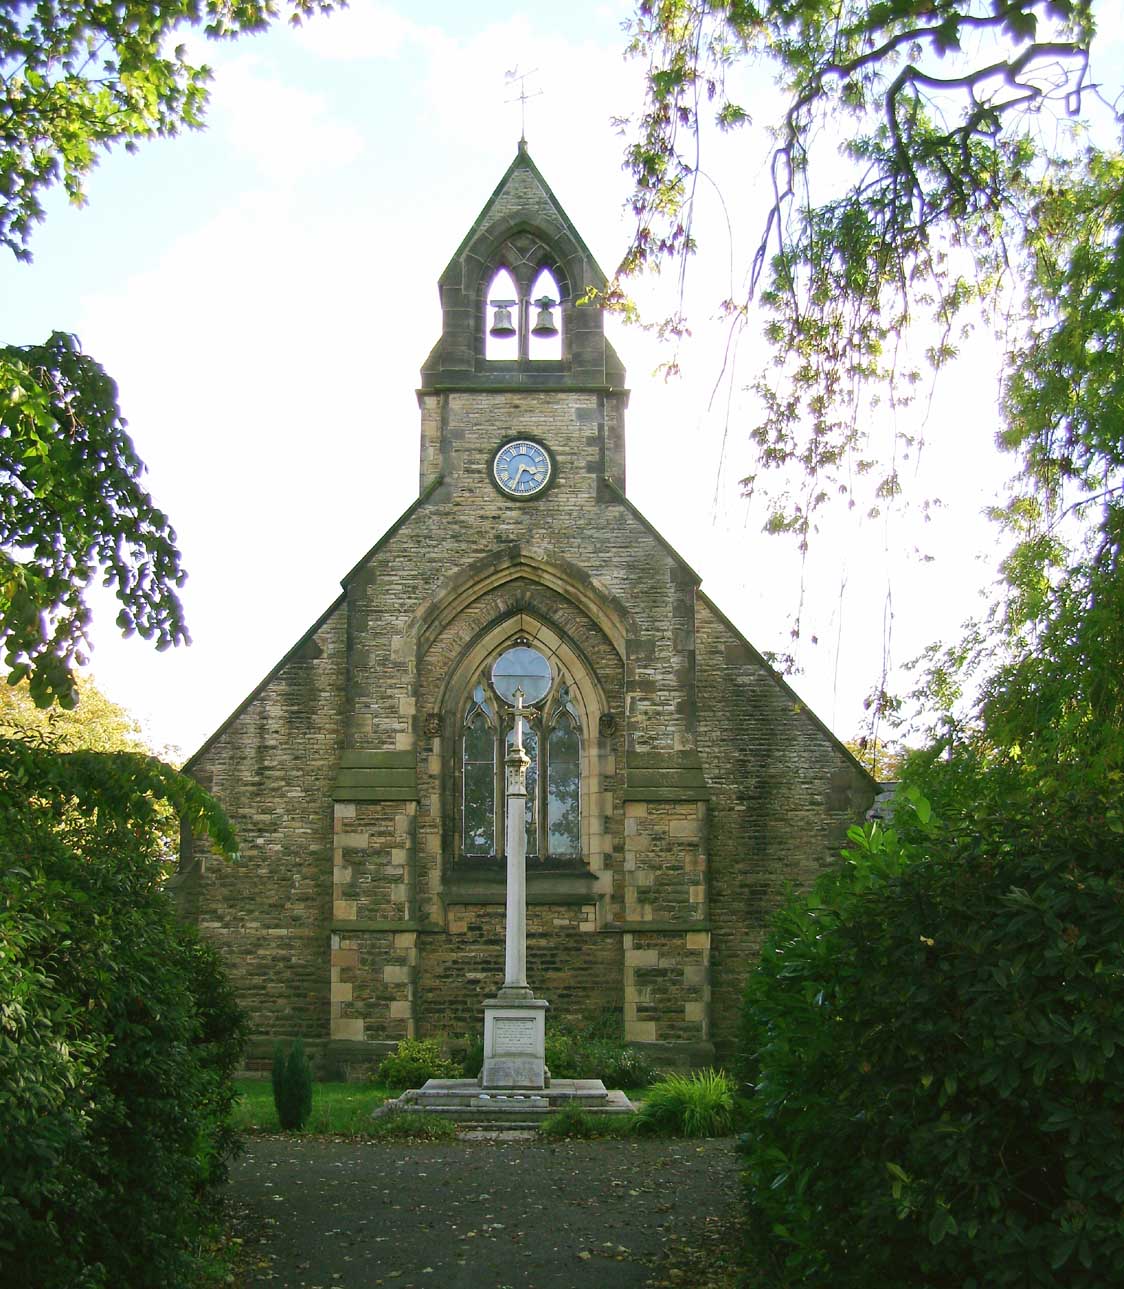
[494,1017,538,1054]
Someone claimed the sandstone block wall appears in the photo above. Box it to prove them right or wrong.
[180,384,874,1069]
[184,610,347,1039]
[694,594,873,1057]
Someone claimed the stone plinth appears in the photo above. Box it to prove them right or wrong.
[378,1077,635,1128]
[480,995,549,1089]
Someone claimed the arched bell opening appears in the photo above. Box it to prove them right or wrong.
[483,262,564,363]
[484,267,520,361]
[527,266,562,361]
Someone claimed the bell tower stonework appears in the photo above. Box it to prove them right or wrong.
[175,144,875,1077]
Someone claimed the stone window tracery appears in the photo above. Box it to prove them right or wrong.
[459,645,581,861]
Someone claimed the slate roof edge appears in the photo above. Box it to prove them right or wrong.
[440,141,607,287]
[185,480,444,773]
[599,477,703,586]
[695,588,877,789]
[183,592,346,773]
[339,475,444,588]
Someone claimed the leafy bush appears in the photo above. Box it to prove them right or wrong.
[457,1032,484,1079]
[0,735,245,1289]
[544,1029,582,1077]
[583,1039,657,1088]
[544,1027,656,1086]
[376,1037,460,1090]
[633,1069,734,1137]
[738,773,1124,1287]
[271,1040,313,1131]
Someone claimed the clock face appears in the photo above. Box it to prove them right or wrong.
[492,439,553,498]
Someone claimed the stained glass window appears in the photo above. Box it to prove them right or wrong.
[547,710,580,855]
[459,654,583,861]
[462,686,495,855]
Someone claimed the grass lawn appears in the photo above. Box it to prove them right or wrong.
[233,1079,652,1135]
[232,1079,392,1134]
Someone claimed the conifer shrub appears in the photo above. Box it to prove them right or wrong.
[737,771,1124,1288]
[271,1040,313,1130]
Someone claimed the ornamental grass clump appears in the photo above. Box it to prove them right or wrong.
[633,1069,734,1137]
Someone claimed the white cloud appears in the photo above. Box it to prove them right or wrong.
[211,56,365,181]
[293,0,427,61]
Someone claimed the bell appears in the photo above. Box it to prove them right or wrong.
[489,300,517,339]
[530,296,558,338]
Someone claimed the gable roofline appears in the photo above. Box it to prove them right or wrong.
[183,591,345,773]
[340,475,444,588]
[603,479,872,783]
[600,476,702,585]
[439,140,608,287]
[185,478,444,773]
[695,588,877,788]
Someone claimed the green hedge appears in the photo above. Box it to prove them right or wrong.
[0,737,246,1288]
[737,772,1124,1287]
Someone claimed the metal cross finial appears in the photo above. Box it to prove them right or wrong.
[504,66,542,144]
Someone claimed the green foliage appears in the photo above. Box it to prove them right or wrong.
[1,671,157,752]
[0,733,245,1289]
[545,1027,657,1086]
[539,1106,634,1139]
[0,0,337,260]
[376,1037,461,1091]
[737,779,1124,1287]
[271,1040,313,1131]
[2,3,341,704]
[622,3,1120,720]
[632,1069,734,1137]
[1,672,182,860]
[457,1031,485,1079]
[367,1110,457,1142]
[1,333,189,708]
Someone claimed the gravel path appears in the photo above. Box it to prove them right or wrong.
[227,1134,741,1288]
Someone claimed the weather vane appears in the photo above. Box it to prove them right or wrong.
[504,66,542,144]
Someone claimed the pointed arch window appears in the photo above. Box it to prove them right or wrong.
[484,266,562,362]
[459,647,582,861]
[484,268,519,361]
[527,267,562,361]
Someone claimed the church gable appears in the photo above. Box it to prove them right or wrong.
[177,145,875,1075]
[421,141,625,391]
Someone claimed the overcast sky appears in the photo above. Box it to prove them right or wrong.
[4,0,1118,759]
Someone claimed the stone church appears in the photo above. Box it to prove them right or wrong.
[174,144,874,1074]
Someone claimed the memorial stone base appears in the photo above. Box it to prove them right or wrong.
[379,1078,636,1128]
[480,995,549,1089]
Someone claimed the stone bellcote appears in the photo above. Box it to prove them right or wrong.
[419,142,626,392]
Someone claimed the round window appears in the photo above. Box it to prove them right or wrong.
[491,645,551,704]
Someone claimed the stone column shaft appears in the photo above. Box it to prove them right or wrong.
[502,739,531,994]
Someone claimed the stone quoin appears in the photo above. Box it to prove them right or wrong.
[171,143,875,1076]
